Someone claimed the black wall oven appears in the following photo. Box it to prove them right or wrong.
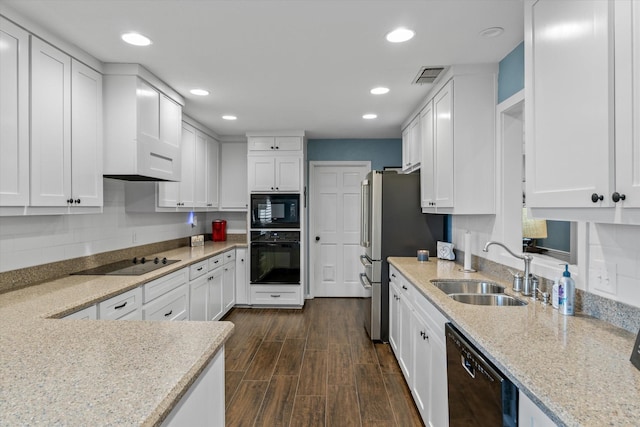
[250,193,300,229]
[250,231,300,284]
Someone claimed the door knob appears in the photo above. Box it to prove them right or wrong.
[315,236,320,241]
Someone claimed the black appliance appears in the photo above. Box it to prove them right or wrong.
[445,323,518,426]
[250,193,300,229]
[71,257,180,276]
[250,231,300,284]
[359,170,446,341]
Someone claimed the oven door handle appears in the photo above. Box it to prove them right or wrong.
[359,273,372,290]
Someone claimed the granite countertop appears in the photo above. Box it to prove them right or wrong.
[0,241,245,426]
[388,257,640,427]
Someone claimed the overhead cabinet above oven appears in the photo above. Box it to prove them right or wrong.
[246,131,306,193]
[103,64,185,182]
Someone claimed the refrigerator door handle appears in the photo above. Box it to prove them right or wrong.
[359,273,372,290]
[359,254,371,267]
[360,179,370,248]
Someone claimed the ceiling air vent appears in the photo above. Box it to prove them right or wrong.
[413,66,445,84]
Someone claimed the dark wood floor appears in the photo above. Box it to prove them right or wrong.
[222,298,423,427]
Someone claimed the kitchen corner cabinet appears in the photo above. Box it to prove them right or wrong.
[0,17,29,207]
[420,71,496,214]
[525,0,640,223]
[219,142,248,210]
[30,38,103,209]
[402,115,421,173]
[388,266,449,427]
[103,74,182,181]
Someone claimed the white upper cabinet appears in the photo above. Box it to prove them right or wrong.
[402,115,421,173]
[526,0,640,222]
[103,65,183,181]
[247,132,304,193]
[417,66,497,214]
[0,17,29,206]
[30,39,103,209]
[30,37,71,207]
[220,141,248,210]
[206,137,220,209]
[248,136,302,151]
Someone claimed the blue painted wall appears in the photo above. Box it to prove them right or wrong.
[498,41,524,103]
[307,138,402,170]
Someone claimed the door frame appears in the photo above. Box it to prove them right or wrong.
[307,161,371,298]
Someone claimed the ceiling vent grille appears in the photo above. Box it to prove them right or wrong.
[413,66,445,84]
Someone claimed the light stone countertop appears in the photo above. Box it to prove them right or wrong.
[0,241,245,426]
[388,257,640,427]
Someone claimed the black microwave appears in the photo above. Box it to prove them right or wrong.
[250,193,300,229]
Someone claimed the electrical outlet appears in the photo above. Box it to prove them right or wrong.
[589,260,617,295]
[132,231,138,243]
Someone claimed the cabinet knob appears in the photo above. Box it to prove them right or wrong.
[275,187,279,191]
[591,193,604,203]
[270,146,274,149]
[275,146,279,149]
[402,285,408,290]
[271,187,275,190]
[75,199,81,204]
[612,192,626,203]
[67,198,73,204]
[315,236,320,241]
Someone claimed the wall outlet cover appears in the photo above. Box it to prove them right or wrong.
[437,241,455,260]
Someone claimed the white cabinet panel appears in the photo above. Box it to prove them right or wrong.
[30,37,71,207]
[98,287,143,320]
[275,156,302,192]
[206,138,220,209]
[519,390,556,427]
[433,82,454,209]
[208,267,224,321]
[223,262,235,313]
[402,116,421,173]
[143,285,189,321]
[189,274,208,321]
[0,17,29,206]
[248,156,276,191]
[220,142,248,210]
[64,304,97,320]
[248,155,302,192]
[248,136,302,151]
[235,248,248,305]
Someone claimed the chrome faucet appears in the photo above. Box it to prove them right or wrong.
[483,241,534,295]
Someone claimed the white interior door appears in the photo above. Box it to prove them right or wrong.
[310,162,370,297]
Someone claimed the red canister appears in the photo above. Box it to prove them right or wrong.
[212,220,227,242]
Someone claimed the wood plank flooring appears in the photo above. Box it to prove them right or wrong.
[223,298,423,427]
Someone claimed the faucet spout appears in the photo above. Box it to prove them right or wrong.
[483,241,534,295]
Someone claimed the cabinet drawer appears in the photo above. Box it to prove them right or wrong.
[143,285,189,321]
[144,268,188,303]
[189,260,208,280]
[64,304,97,320]
[223,249,235,265]
[250,285,301,305]
[208,254,223,271]
[98,287,142,320]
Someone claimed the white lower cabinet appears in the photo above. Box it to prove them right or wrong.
[63,304,97,320]
[519,390,556,427]
[98,287,143,320]
[162,346,225,427]
[222,250,236,312]
[143,285,189,321]
[388,266,448,427]
[250,285,302,305]
[235,248,249,305]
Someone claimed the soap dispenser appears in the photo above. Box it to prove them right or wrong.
[558,264,575,316]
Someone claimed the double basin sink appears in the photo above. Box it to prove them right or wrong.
[431,279,527,306]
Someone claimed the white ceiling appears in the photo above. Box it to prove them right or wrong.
[2,0,524,139]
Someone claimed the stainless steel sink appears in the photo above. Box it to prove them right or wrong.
[430,279,505,295]
[448,293,528,306]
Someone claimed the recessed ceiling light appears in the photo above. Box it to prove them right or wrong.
[370,87,390,95]
[222,115,237,121]
[121,32,152,46]
[190,89,210,96]
[479,27,504,38]
[363,114,377,120]
[386,28,415,43]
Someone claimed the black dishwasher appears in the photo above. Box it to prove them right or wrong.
[445,323,518,426]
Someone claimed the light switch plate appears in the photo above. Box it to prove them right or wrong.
[437,241,455,260]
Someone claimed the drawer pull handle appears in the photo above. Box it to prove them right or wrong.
[270,294,281,298]
[164,310,173,317]
[114,302,127,310]
[197,267,203,271]
[402,285,408,290]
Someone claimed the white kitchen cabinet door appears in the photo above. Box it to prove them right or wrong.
[433,81,454,209]
[64,304,97,320]
[137,79,161,145]
[398,291,414,384]
[143,285,189,321]
[189,274,208,321]
[206,137,220,209]
[193,130,208,208]
[411,309,432,422]
[614,0,640,208]
[420,102,435,208]
[519,390,556,427]
[248,136,302,151]
[30,37,71,207]
[70,59,102,207]
[160,94,182,149]
[208,267,224,321]
[220,142,248,210]
[525,0,614,209]
[274,156,301,192]
[234,248,248,305]
[388,279,400,354]
[222,262,236,314]
[248,156,276,192]
[402,116,421,173]
[0,17,29,206]
[429,331,449,427]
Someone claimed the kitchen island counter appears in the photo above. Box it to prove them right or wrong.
[0,241,243,426]
[388,257,640,427]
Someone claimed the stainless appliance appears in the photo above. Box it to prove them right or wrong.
[359,170,446,341]
[250,231,301,284]
[445,323,518,426]
[71,257,180,276]
[250,193,300,229]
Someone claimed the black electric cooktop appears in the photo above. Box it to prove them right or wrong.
[71,257,180,276]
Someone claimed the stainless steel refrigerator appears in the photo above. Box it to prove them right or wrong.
[359,170,446,341]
